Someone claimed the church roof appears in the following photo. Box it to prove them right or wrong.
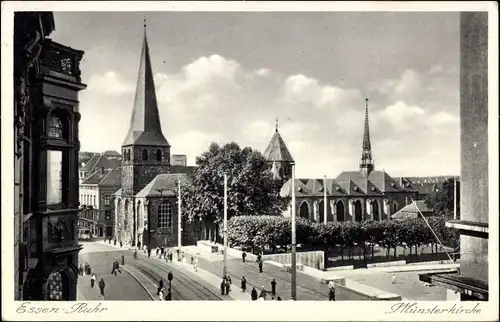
[335,170,415,194]
[263,131,294,163]
[122,26,170,147]
[135,173,189,198]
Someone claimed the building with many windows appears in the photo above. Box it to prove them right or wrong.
[14,11,86,300]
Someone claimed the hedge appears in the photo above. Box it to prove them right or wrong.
[226,215,459,260]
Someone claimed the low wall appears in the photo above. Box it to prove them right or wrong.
[262,251,325,270]
[367,260,406,268]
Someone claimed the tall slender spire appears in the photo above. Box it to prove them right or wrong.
[275,117,279,132]
[122,22,170,147]
[360,97,374,176]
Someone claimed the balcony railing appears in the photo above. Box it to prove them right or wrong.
[39,39,83,82]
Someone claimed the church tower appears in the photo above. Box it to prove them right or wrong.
[263,118,294,185]
[121,20,171,197]
[360,98,375,176]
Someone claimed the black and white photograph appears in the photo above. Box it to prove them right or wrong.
[2,1,498,321]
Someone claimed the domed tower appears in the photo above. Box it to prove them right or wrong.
[263,118,294,186]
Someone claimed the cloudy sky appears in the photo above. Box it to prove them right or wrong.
[50,11,460,178]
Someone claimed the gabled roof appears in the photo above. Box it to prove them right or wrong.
[80,169,121,186]
[391,200,434,219]
[104,150,121,156]
[135,173,189,198]
[99,169,121,186]
[263,131,294,163]
[335,170,415,194]
[79,153,119,173]
[122,28,169,147]
[279,178,312,198]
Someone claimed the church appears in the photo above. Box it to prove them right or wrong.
[113,23,196,248]
[279,98,423,223]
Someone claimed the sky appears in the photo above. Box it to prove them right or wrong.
[50,11,460,178]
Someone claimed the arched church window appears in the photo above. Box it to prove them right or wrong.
[156,149,162,162]
[142,149,148,161]
[47,271,63,300]
[47,115,63,138]
[158,200,173,229]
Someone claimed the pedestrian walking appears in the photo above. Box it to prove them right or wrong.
[90,273,96,288]
[392,274,396,284]
[98,278,105,297]
[137,241,141,249]
[251,287,258,301]
[259,286,267,299]
[242,251,247,263]
[114,238,117,246]
[220,279,226,296]
[134,250,138,260]
[79,264,84,276]
[147,247,152,258]
[277,296,282,301]
[241,276,247,292]
[156,247,160,257]
[258,261,263,273]
[158,287,164,301]
[160,245,165,258]
[120,241,123,248]
[271,279,277,296]
[328,280,335,290]
[329,288,336,301]
[157,278,164,295]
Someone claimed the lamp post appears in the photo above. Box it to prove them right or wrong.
[223,174,228,277]
[177,179,182,257]
[291,163,297,300]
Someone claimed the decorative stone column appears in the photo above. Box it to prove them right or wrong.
[312,201,318,222]
[349,200,355,222]
[366,199,372,221]
[330,200,337,222]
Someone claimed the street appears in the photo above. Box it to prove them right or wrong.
[78,241,225,300]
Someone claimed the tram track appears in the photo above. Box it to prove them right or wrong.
[128,256,224,301]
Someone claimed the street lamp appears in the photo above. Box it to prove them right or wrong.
[177,179,182,261]
[291,162,297,300]
[223,174,228,277]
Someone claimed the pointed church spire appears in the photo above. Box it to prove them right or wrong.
[275,117,279,132]
[360,97,374,176]
[122,22,170,147]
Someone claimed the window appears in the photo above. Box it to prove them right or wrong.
[156,149,162,162]
[104,195,110,206]
[47,271,63,300]
[47,151,63,204]
[142,149,148,161]
[93,195,96,206]
[105,211,111,221]
[47,115,63,138]
[158,200,173,229]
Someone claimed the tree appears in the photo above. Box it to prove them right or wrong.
[179,142,288,241]
[425,178,460,217]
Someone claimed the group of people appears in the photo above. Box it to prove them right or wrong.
[250,284,282,301]
[79,262,92,276]
[89,273,107,297]
[156,277,172,301]
[220,274,233,295]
